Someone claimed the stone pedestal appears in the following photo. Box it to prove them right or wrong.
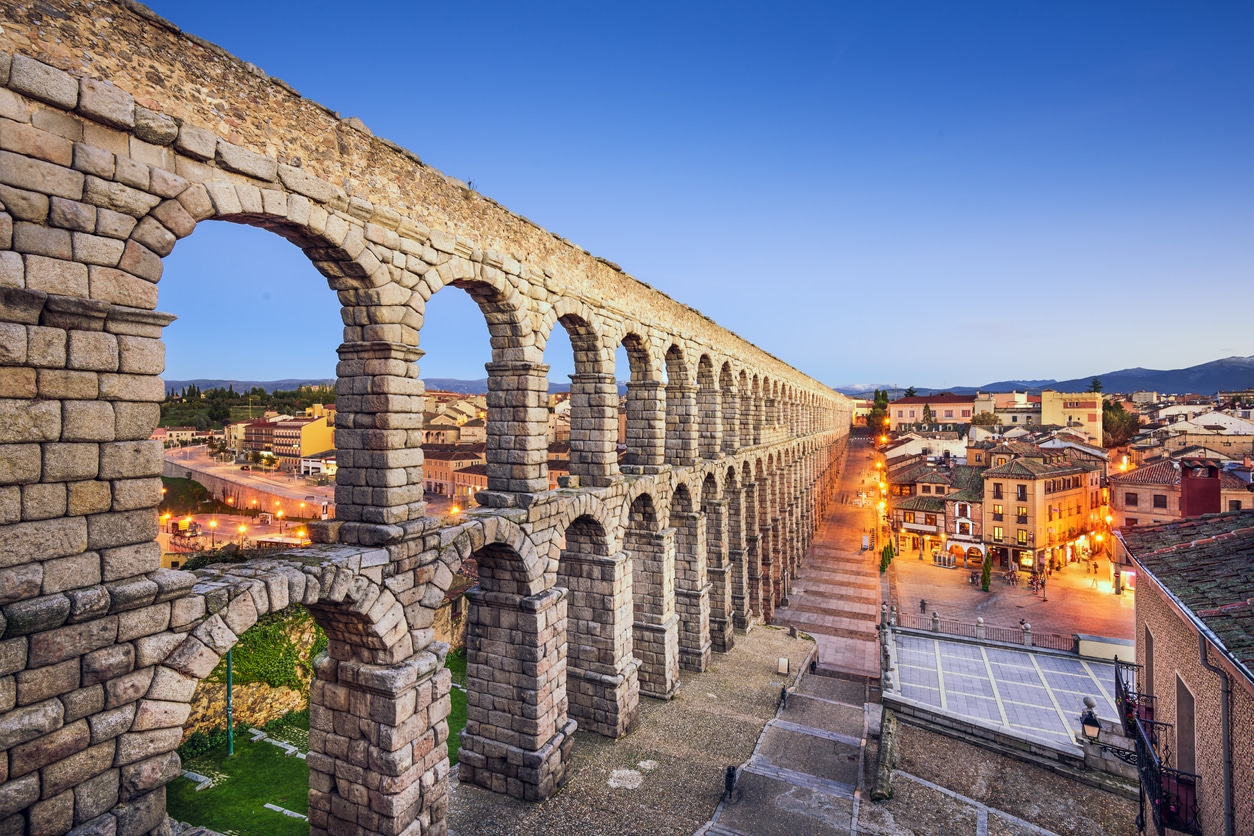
[623,380,665,471]
[567,372,620,487]
[674,511,711,672]
[665,382,699,465]
[559,550,640,738]
[335,341,427,538]
[308,650,452,836]
[630,528,680,699]
[485,360,551,494]
[459,586,573,801]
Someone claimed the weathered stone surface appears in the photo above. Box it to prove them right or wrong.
[215,139,277,181]
[103,666,153,710]
[119,751,178,801]
[77,79,135,130]
[41,740,116,798]
[8,719,89,777]
[0,695,64,750]
[9,56,79,109]
[2,592,72,635]
[81,643,134,686]
[28,616,118,668]
[16,657,80,704]
[0,397,62,442]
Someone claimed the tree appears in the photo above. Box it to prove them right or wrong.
[904,386,917,398]
[1102,399,1141,448]
[922,404,934,424]
[1088,377,1103,393]
[980,555,992,591]
[971,411,999,426]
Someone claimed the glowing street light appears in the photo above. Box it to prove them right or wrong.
[237,524,247,547]
[209,518,217,548]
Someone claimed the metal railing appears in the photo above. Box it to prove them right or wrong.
[1133,712,1202,835]
[893,612,1078,652]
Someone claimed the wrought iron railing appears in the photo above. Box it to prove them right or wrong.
[1133,713,1201,835]
[894,613,1077,652]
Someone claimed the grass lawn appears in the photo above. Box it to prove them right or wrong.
[445,647,468,766]
[168,738,309,836]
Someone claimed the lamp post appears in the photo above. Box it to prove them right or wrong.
[237,524,247,548]
[209,518,217,548]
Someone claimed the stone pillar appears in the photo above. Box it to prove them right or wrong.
[674,511,711,672]
[739,390,753,448]
[704,499,734,653]
[334,341,426,541]
[720,387,739,454]
[559,550,640,738]
[630,528,680,699]
[459,586,575,801]
[697,385,723,459]
[664,383,699,466]
[622,380,665,473]
[308,648,452,836]
[567,372,619,488]
[746,533,764,624]
[760,524,776,624]
[483,361,550,495]
[751,395,764,445]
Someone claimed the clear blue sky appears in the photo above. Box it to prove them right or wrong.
[148,1,1254,390]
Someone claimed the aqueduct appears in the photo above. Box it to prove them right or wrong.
[0,3,852,835]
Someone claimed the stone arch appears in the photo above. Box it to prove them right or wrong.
[421,273,549,495]
[543,300,618,487]
[557,513,639,739]
[724,465,750,630]
[624,492,678,699]
[620,330,665,471]
[144,552,432,836]
[664,343,697,466]
[670,483,711,673]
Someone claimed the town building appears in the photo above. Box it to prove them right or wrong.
[1108,459,1252,529]
[887,394,977,432]
[272,416,335,471]
[1116,511,1254,836]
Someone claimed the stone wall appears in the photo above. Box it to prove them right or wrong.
[0,3,853,836]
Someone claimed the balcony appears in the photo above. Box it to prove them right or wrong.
[992,513,1004,522]
[1016,515,1028,525]
[1116,660,1202,836]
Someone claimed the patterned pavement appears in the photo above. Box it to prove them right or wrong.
[893,633,1118,749]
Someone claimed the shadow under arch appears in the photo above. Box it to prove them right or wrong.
[670,482,711,672]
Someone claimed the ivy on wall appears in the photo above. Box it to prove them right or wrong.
[207,607,327,691]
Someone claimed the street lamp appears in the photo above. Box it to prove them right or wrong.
[237,524,247,547]
[209,518,217,548]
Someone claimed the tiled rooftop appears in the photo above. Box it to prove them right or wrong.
[1121,510,1254,677]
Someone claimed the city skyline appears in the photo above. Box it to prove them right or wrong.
[150,0,1253,388]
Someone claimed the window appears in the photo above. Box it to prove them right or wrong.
[993,483,1004,500]
[993,526,1004,541]
[904,512,915,524]
[958,522,971,535]
[897,410,903,418]
[1144,627,1154,695]
[1126,517,1139,526]
[975,453,983,463]
[1017,529,1029,545]
[935,486,945,495]
[921,485,931,494]
[957,503,970,518]
[961,409,971,418]
[1231,500,1244,511]
[1016,484,1027,502]
[1177,676,1196,774]
[909,409,916,418]
[1125,492,1138,507]
[993,504,1003,521]
[1152,494,1167,509]
[944,409,954,418]
[924,514,937,526]
[1016,507,1028,524]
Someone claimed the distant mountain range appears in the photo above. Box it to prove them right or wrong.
[834,355,1254,398]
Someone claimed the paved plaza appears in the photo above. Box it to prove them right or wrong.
[892,634,1118,750]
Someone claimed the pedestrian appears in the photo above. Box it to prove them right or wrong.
[1019,618,1025,628]
[1091,574,1099,589]
[919,598,927,614]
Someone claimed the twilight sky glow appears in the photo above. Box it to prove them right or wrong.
[148,1,1254,390]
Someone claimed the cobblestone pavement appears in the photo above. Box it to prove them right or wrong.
[891,634,1118,750]
[446,626,817,836]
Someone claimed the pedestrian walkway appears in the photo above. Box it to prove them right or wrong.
[890,633,1118,750]
[776,437,882,680]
